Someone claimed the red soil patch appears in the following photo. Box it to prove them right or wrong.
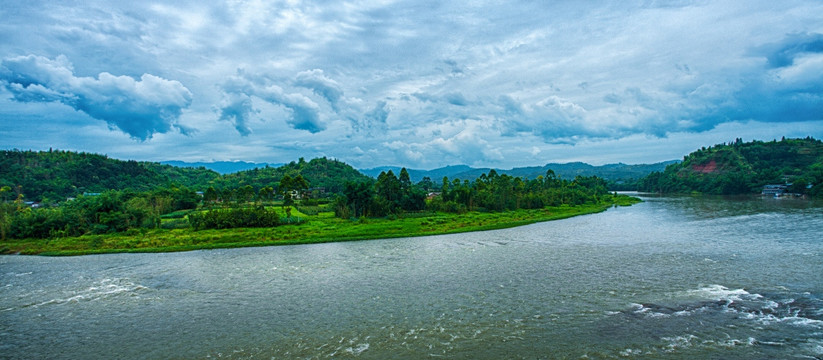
[692,160,717,173]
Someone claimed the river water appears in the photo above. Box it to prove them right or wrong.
[1,195,821,359]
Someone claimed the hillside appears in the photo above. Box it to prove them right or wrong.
[637,137,823,196]
[1,151,372,202]
[361,161,674,184]
[198,157,373,194]
[0,149,220,202]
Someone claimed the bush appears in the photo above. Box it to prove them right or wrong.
[188,206,280,230]
[160,218,190,229]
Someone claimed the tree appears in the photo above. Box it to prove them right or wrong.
[376,171,401,206]
[0,186,12,202]
[279,175,293,197]
[204,186,218,203]
[399,168,411,193]
[343,181,373,218]
[418,176,434,192]
[238,185,255,203]
[283,192,294,218]
[0,186,12,240]
[291,174,309,199]
[258,186,274,204]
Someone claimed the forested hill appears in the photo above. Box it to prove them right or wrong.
[0,151,373,202]
[209,157,372,194]
[1,149,220,202]
[637,137,823,196]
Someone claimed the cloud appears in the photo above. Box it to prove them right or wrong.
[3,1,823,169]
[725,33,823,123]
[216,71,326,134]
[293,69,344,110]
[756,32,823,68]
[217,92,256,136]
[357,100,389,133]
[0,54,192,140]
[258,84,324,133]
[493,95,597,142]
[444,92,469,106]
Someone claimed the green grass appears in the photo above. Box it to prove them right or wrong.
[1,197,641,256]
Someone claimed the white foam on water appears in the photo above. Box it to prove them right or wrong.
[344,343,369,356]
[687,284,757,302]
[675,285,823,331]
[26,278,148,308]
[710,337,758,348]
[618,348,643,357]
[757,312,823,328]
[662,334,697,352]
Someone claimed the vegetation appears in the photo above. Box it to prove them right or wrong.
[211,157,372,194]
[362,162,673,192]
[0,200,638,256]
[188,206,281,230]
[0,151,371,203]
[638,137,823,197]
[0,149,640,255]
[0,149,219,203]
[0,185,199,240]
[335,167,614,218]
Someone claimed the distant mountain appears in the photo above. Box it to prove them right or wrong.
[361,161,675,183]
[360,165,474,182]
[161,160,282,174]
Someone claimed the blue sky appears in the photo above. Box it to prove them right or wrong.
[2,0,822,169]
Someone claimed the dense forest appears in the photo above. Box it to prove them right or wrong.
[637,137,823,197]
[0,150,370,203]
[210,157,372,194]
[0,149,219,203]
[0,148,621,241]
[0,151,376,239]
[335,168,613,218]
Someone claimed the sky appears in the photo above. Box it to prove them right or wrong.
[1,0,822,169]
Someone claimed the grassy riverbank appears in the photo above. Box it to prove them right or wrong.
[1,197,640,256]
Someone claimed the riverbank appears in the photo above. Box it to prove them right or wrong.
[1,196,640,256]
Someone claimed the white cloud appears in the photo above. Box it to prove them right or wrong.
[294,69,344,109]
[2,1,823,168]
[216,71,326,134]
[0,54,192,140]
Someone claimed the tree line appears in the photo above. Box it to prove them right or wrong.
[0,184,199,240]
[1,151,371,203]
[638,137,823,197]
[0,168,330,239]
[334,168,612,218]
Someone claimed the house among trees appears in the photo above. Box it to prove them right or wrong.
[307,187,326,198]
[761,184,787,196]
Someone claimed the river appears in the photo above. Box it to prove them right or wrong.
[1,194,821,359]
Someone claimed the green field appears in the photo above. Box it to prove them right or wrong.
[1,196,639,256]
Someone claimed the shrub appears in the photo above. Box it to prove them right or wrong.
[188,206,280,230]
